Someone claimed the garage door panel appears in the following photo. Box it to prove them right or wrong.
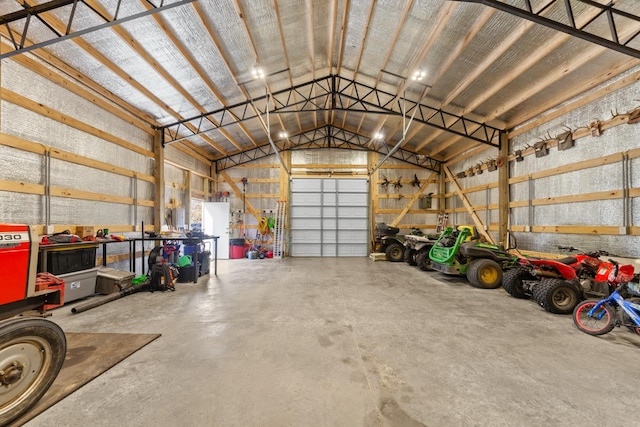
[291,229,321,243]
[337,206,367,218]
[291,217,322,229]
[338,193,367,206]
[290,178,368,257]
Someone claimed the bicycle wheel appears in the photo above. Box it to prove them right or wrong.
[572,300,615,336]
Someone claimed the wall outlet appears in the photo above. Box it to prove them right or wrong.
[45,225,55,234]
[524,225,531,232]
[619,226,627,235]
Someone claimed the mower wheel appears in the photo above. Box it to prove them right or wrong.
[0,318,66,426]
[502,267,534,299]
[415,250,433,271]
[384,243,404,262]
[537,279,580,314]
[404,248,417,266]
[467,258,503,289]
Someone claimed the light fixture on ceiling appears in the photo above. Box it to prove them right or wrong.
[374,132,383,140]
[411,70,426,81]
[251,65,265,79]
[279,131,288,139]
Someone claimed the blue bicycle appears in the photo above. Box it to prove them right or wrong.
[573,262,640,336]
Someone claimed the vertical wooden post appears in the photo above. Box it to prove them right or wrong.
[153,129,164,231]
[185,170,192,229]
[368,151,379,251]
[498,132,510,245]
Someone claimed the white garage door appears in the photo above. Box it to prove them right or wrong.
[290,178,369,257]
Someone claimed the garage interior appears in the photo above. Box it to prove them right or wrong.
[2,0,640,426]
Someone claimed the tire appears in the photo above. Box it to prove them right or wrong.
[466,258,503,289]
[385,243,404,263]
[531,283,546,306]
[502,267,534,299]
[0,318,66,426]
[572,300,615,335]
[404,248,417,266]
[416,249,433,271]
[537,279,581,314]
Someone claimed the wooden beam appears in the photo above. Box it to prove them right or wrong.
[498,132,509,244]
[390,172,437,227]
[443,165,494,243]
[1,89,154,158]
[154,130,164,231]
[219,170,261,224]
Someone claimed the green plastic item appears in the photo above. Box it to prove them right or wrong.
[178,255,192,267]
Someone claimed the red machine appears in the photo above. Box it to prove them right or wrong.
[0,224,66,425]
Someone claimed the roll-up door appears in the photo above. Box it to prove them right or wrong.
[290,178,369,257]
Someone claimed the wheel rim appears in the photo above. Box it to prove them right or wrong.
[480,266,499,285]
[552,288,577,309]
[0,336,52,414]
[390,247,401,259]
[575,302,609,332]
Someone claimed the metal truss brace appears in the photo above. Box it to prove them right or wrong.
[454,0,640,59]
[161,75,502,147]
[214,126,442,172]
[0,0,196,60]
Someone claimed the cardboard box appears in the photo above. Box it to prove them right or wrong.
[76,226,96,238]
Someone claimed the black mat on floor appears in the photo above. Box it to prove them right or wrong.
[9,332,161,427]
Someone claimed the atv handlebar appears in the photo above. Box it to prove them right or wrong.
[557,246,610,258]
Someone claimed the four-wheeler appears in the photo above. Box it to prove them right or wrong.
[429,225,519,289]
[502,246,626,314]
[375,223,423,263]
[403,233,440,270]
[0,224,66,425]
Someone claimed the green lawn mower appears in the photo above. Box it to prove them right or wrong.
[429,226,519,289]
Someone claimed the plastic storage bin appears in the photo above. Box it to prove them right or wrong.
[96,267,135,294]
[58,267,99,303]
[41,245,97,275]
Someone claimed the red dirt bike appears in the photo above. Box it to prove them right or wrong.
[502,246,629,314]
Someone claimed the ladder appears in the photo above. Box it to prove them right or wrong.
[273,200,286,258]
[435,213,449,233]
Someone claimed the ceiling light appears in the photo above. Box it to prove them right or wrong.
[279,131,288,139]
[252,66,265,79]
[411,70,426,81]
[374,132,383,140]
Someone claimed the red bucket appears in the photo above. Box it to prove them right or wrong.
[230,245,245,259]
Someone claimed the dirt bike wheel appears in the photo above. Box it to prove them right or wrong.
[415,250,432,271]
[404,248,417,266]
[537,279,580,314]
[572,300,615,336]
[384,243,404,263]
[0,318,66,426]
[502,267,534,299]
[466,258,503,289]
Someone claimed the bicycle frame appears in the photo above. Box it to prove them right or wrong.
[589,290,640,327]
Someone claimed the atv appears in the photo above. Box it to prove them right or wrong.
[403,233,440,270]
[429,226,519,289]
[502,246,631,314]
[375,223,424,262]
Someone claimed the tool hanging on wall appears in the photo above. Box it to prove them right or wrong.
[393,177,403,189]
[240,178,248,237]
[435,213,449,234]
[411,174,420,187]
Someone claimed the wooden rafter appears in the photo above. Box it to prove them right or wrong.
[83,0,241,153]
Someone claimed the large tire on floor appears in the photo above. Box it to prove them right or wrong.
[0,318,66,426]
[466,258,503,289]
[415,249,433,271]
[404,248,417,266]
[537,279,581,314]
[573,300,615,335]
[502,267,535,299]
[384,243,404,263]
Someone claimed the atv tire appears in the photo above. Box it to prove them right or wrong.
[415,249,433,271]
[466,258,503,289]
[385,243,404,263]
[404,248,417,266]
[537,278,580,314]
[502,267,535,299]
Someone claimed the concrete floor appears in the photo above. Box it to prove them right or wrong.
[24,257,640,427]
